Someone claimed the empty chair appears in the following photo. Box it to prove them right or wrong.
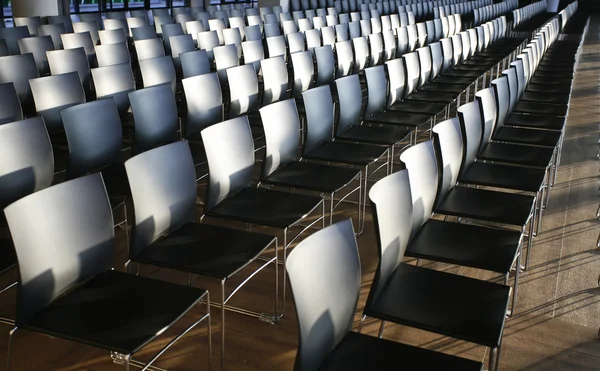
[29,72,85,134]
[352,36,369,73]
[287,32,306,54]
[95,42,130,67]
[287,219,484,371]
[209,19,227,44]
[227,64,260,120]
[261,56,289,106]
[131,25,157,41]
[229,16,246,39]
[245,24,262,41]
[185,20,205,45]
[213,44,239,87]
[92,63,136,116]
[180,49,211,78]
[78,13,103,28]
[72,22,100,46]
[335,40,353,78]
[17,36,54,76]
[128,84,179,154]
[47,48,92,96]
[290,51,314,97]
[170,34,196,73]
[223,27,243,59]
[139,55,176,94]
[3,173,211,370]
[14,16,42,36]
[134,38,165,61]
[161,23,185,54]
[127,17,149,36]
[197,30,220,62]
[37,23,66,49]
[0,54,39,113]
[154,15,174,36]
[315,45,335,86]
[241,39,265,74]
[264,23,282,38]
[182,72,223,137]
[99,28,127,45]
[368,33,384,66]
[0,83,22,126]
[47,15,74,33]
[175,13,195,33]
[103,18,129,37]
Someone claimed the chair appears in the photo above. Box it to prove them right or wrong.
[161,23,185,54]
[29,72,85,134]
[241,40,264,74]
[365,168,510,371]
[197,30,221,62]
[213,44,239,87]
[287,219,484,371]
[201,115,324,317]
[259,99,362,226]
[335,40,354,78]
[0,84,23,125]
[287,32,306,55]
[170,34,196,73]
[128,84,179,155]
[290,51,314,97]
[13,17,41,36]
[72,22,101,46]
[0,54,39,114]
[131,25,157,41]
[245,25,262,41]
[124,140,277,368]
[46,48,92,97]
[95,42,131,67]
[223,27,243,59]
[352,36,369,73]
[4,173,211,370]
[315,45,335,86]
[261,56,289,106]
[134,38,165,61]
[78,13,103,29]
[62,31,97,66]
[37,23,66,49]
[180,49,211,78]
[127,17,149,36]
[182,72,223,140]
[139,55,177,94]
[91,63,136,116]
[267,35,287,60]
[47,15,74,33]
[17,36,54,75]
[98,28,128,45]
[226,64,260,120]
[368,33,384,66]
[103,19,129,37]
[0,27,31,55]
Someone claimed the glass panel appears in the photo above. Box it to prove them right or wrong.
[3,0,12,19]
[172,0,185,6]
[69,0,76,13]
[150,0,168,8]
[80,0,100,13]
[109,0,125,9]
[129,0,145,8]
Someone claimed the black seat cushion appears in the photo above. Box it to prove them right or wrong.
[479,142,555,168]
[134,223,275,279]
[521,91,570,105]
[493,127,561,147]
[533,70,574,79]
[530,76,572,85]
[264,161,360,193]
[388,100,447,115]
[24,270,206,354]
[505,113,565,131]
[365,110,432,127]
[206,187,323,229]
[513,101,568,117]
[442,69,485,77]
[337,125,412,146]
[407,219,521,273]
[412,83,466,95]
[305,141,388,166]
[429,75,475,86]
[525,82,572,93]
[319,331,483,371]
[460,162,546,193]
[436,186,535,227]
[365,263,510,347]
[0,238,16,275]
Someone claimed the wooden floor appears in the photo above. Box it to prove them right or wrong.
[2,14,600,371]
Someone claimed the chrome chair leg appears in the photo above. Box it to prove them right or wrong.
[378,321,386,339]
[6,326,17,371]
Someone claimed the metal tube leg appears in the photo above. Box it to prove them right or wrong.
[494,340,503,371]
[525,202,537,271]
[329,193,334,226]
[357,172,362,235]
[488,346,497,371]
[551,147,559,186]
[390,145,395,173]
[510,243,522,317]
[123,198,130,252]
[359,164,369,235]
[535,190,543,237]
[279,228,288,318]
[221,280,226,371]
[378,321,386,339]
[124,354,131,371]
[6,327,17,371]
[357,315,366,333]
[543,168,550,210]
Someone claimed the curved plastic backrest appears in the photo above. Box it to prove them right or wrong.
[399,140,438,235]
[127,17,149,37]
[305,29,322,51]
[368,32,384,66]
[385,58,405,107]
[38,23,66,49]
[105,11,127,20]
[0,27,31,55]
[78,13,103,30]
[62,30,96,63]
[359,19,371,37]
[0,117,53,210]
[298,18,312,33]
[302,85,334,154]
[5,173,113,326]
[245,25,262,41]
[475,87,497,149]
[0,83,23,125]
[364,66,387,117]
[416,22,427,48]
[135,38,165,61]
[429,41,443,80]
[170,34,195,72]
[382,29,396,61]
[185,21,205,43]
[432,117,462,201]
[131,26,158,41]
[129,84,178,155]
[264,23,281,38]
[201,116,254,211]
[335,23,349,41]
[99,28,127,45]
[182,72,223,135]
[416,46,432,86]
[510,60,526,99]
[456,101,483,176]
[208,18,226,44]
[440,37,453,72]
[175,14,195,33]
[197,30,221,62]
[18,36,54,75]
[154,15,174,35]
[161,23,185,54]
[434,18,443,41]
[406,24,418,51]
[287,32,306,55]
[72,22,100,46]
[223,27,242,59]
[139,55,176,94]
[180,49,210,79]
[227,64,259,118]
[352,36,369,73]
[502,68,518,114]
[287,219,359,371]
[371,17,382,34]
[229,17,246,39]
[315,45,335,86]
[450,34,462,65]
[0,54,38,109]
[47,48,91,90]
[396,26,408,55]
[335,40,353,78]
[459,32,470,61]
[47,15,74,33]
[96,42,130,67]
[103,19,128,37]
[92,63,136,115]
[368,170,412,304]
[426,20,435,44]
[30,72,85,134]
[403,51,419,96]
[259,99,302,179]
[291,51,314,97]
[313,16,326,29]
[126,140,196,257]
[267,35,286,61]
[348,21,360,39]
[61,99,122,179]
[214,44,239,87]
[335,74,362,135]
[241,40,264,74]
[261,56,289,106]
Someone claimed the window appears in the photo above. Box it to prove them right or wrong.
[150,0,170,8]
[2,0,11,19]
[129,0,145,8]
[78,0,101,13]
